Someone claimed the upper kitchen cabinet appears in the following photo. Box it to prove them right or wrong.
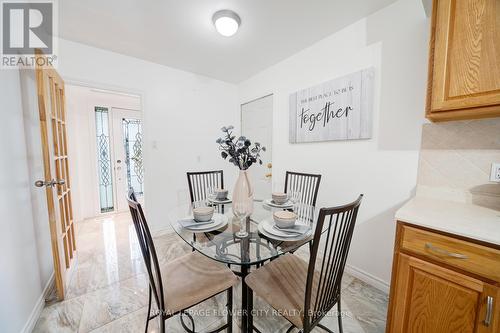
[426,0,500,121]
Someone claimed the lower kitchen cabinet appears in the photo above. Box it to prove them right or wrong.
[387,223,500,333]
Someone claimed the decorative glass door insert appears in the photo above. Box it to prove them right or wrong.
[95,107,114,212]
[122,118,144,195]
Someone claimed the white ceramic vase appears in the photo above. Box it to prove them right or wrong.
[232,170,254,215]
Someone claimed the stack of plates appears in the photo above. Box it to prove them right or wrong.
[258,219,311,241]
[263,198,293,209]
[178,213,228,231]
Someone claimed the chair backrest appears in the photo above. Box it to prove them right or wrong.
[303,194,363,331]
[284,171,321,207]
[186,170,224,203]
[127,190,165,314]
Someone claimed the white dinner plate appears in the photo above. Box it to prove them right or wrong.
[179,213,228,232]
[263,198,293,209]
[258,219,312,241]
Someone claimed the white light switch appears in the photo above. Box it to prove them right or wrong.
[490,163,500,182]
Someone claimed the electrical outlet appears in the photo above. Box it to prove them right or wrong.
[490,163,500,182]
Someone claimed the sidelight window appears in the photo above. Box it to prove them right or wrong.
[95,107,114,212]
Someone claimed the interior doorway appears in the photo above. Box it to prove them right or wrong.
[66,85,144,221]
[241,94,273,200]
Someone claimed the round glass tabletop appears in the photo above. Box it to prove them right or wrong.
[168,200,317,266]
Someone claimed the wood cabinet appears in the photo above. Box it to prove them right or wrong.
[387,223,500,333]
[426,0,500,121]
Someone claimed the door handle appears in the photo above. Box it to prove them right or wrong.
[265,173,272,178]
[484,296,493,327]
[35,179,65,188]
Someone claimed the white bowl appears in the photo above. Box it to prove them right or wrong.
[272,192,288,205]
[273,211,297,228]
[193,207,214,222]
[215,188,228,200]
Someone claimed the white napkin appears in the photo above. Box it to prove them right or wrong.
[263,221,310,238]
[276,224,309,233]
[178,218,214,228]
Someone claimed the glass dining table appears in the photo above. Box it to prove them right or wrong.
[168,199,317,332]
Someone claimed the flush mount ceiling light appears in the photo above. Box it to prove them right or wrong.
[212,10,241,37]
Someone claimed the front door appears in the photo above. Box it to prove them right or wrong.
[35,53,76,300]
[93,106,143,214]
[111,108,143,211]
[241,95,273,200]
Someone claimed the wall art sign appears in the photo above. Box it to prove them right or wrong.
[289,68,374,143]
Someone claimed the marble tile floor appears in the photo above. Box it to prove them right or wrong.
[33,212,388,333]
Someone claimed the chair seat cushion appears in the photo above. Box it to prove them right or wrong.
[162,251,237,314]
[245,254,318,328]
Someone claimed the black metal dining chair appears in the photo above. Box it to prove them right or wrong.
[245,195,363,333]
[284,171,322,207]
[187,170,224,203]
[284,171,322,255]
[127,190,237,333]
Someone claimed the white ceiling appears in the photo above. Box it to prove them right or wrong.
[59,0,399,83]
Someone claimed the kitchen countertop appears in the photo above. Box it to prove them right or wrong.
[395,197,500,246]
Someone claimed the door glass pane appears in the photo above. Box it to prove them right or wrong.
[95,107,114,212]
[122,118,144,195]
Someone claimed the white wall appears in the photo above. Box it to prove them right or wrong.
[0,69,45,333]
[58,39,239,231]
[238,0,429,288]
[19,69,53,292]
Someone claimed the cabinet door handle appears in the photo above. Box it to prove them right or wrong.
[484,296,493,327]
[425,243,468,259]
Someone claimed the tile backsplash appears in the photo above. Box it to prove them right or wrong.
[417,118,500,210]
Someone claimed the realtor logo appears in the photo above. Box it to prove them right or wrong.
[1,0,57,68]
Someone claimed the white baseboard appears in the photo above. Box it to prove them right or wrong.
[21,273,54,333]
[345,264,390,294]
